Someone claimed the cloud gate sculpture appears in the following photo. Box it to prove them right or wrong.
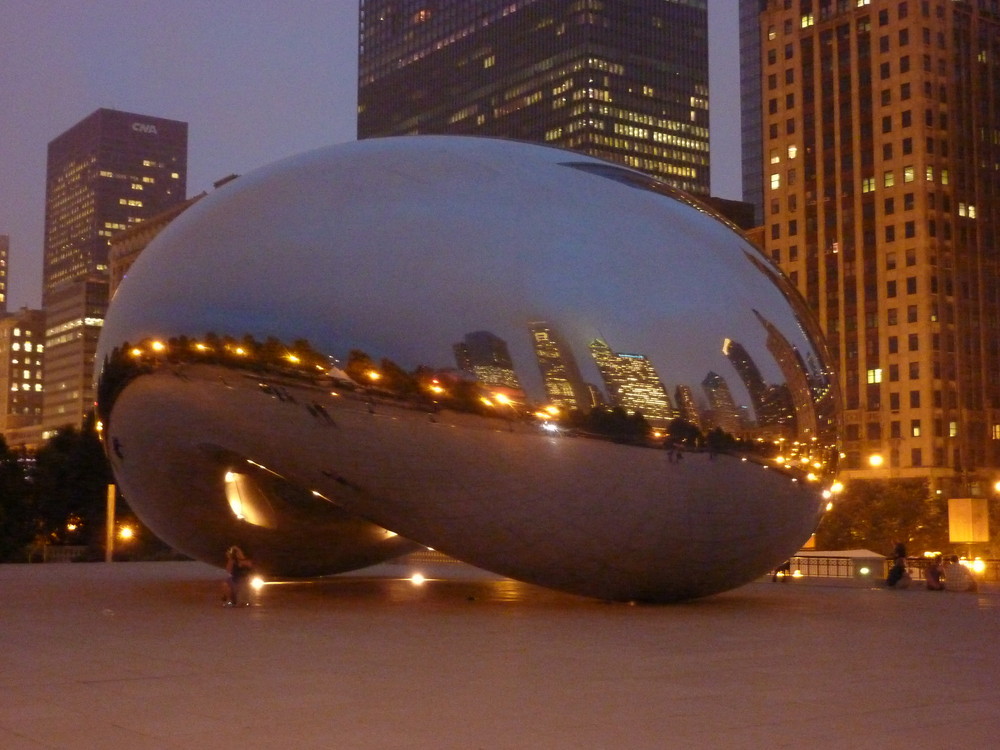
[95,135,839,602]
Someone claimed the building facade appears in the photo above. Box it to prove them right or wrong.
[758,0,1000,495]
[0,307,45,448]
[357,0,711,194]
[42,108,187,432]
[41,277,108,432]
[588,338,673,426]
[528,320,591,411]
[0,234,8,315]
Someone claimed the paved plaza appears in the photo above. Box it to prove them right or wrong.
[1,560,998,749]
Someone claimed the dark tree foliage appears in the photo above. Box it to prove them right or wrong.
[0,436,34,561]
[570,406,650,442]
[705,427,738,454]
[665,418,702,447]
[814,478,949,555]
[31,418,113,552]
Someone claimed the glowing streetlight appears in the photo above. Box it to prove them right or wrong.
[118,525,135,541]
[868,454,884,468]
[150,340,166,353]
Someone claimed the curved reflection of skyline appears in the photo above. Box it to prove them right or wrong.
[446,307,824,439]
[100,136,835,446]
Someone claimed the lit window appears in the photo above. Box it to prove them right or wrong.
[867,368,883,384]
[787,144,798,159]
[949,421,958,437]
[770,173,781,189]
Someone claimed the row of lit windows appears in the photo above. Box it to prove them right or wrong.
[8,341,42,352]
[770,164,949,190]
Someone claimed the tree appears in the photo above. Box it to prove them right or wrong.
[814,478,948,554]
[0,436,34,561]
[30,418,113,553]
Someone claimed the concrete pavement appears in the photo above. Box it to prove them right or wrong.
[1,561,998,749]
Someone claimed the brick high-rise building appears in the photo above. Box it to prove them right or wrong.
[358,0,711,195]
[757,1,1000,495]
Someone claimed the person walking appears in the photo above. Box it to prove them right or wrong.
[224,545,254,606]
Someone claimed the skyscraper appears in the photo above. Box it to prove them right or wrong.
[357,0,710,194]
[740,0,768,224]
[453,329,523,392]
[588,338,673,426]
[528,320,590,411]
[758,2,1000,494]
[43,108,188,305]
[42,108,187,431]
[701,370,743,435]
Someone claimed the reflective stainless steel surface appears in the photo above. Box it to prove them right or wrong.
[96,136,840,601]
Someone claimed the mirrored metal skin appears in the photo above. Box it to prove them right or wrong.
[96,135,840,602]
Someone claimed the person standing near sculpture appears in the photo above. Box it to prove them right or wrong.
[224,545,254,606]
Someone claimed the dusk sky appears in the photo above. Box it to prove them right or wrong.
[0,2,741,311]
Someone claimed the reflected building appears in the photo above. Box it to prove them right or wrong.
[674,384,702,430]
[528,321,590,411]
[357,0,710,194]
[723,336,795,436]
[701,371,743,435]
[754,308,818,441]
[453,330,523,393]
[589,338,673,426]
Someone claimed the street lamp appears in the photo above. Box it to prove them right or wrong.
[868,453,884,468]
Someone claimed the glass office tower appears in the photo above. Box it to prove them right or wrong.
[358,0,710,195]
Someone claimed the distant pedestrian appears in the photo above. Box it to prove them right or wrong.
[772,559,792,582]
[886,541,909,588]
[223,545,254,607]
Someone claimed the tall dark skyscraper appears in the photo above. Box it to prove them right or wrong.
[43,108,188,305]
[739,0,768,224]
[757,1,1000,494]
[42,108,187,431]
[453,329,523,392]
[357,0,711,194]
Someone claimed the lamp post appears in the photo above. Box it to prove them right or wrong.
[104,484,116,562]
